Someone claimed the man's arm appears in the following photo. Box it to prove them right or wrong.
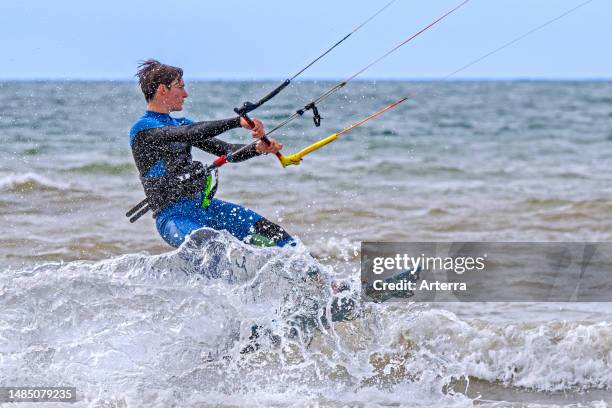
[134,117,241,147]
[193,138,261,162]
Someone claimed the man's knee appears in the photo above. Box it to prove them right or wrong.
[158,217,202,248]
[250,218,295,247]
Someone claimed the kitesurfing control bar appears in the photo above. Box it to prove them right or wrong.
[234,112,285,161]
[232,0,397,123]
[234,79,291,117]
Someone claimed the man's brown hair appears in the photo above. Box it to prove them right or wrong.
[136,59,183,102]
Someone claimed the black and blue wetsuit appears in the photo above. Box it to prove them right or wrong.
[130,111,294,248]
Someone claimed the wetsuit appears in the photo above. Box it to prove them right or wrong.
[130,111,294,248]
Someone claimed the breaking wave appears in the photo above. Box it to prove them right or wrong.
[0,172,73,193]
[0,229,610,407]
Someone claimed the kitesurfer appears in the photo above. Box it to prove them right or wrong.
[130,60,294,248]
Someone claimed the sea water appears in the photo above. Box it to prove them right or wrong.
[1,80,611,406]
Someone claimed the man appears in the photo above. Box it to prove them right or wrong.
[130,59,294,248]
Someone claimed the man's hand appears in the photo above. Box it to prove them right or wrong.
[255,137,283,154]
[239,116,282,154]
[239,117,265,138]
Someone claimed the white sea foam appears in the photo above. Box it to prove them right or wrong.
[1,229,610,407]
[0,172,72,192]
[393,308,612,392]
[309,235,360,263]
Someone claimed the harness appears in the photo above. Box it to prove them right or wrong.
[127,161,218,223]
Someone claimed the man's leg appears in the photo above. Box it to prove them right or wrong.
[250,217,294,247]
[204,198,295,247]
[156,214,203,248]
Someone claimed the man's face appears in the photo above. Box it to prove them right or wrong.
[162,78,188,112]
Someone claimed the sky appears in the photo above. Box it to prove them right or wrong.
[1,0,610,80]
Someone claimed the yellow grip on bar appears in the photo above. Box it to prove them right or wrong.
[275,97,407,168]
[278,133,339,167]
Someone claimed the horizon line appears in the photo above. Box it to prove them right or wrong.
[1,76,611,82]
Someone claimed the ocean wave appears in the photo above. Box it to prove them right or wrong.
[523,198,612,214]
[308,236,360,263]
[23,144,48,155]
[347,162,465,177]
[372,128,398,136]
[427,207,451,216]
[436,121,474,129]
[65,162,135,175]
[524,198,574,207]
[0,172,73,193]
[0,229,367,404]
[396,309,612,392]
[1,229,610,406]
[584,96,612,104]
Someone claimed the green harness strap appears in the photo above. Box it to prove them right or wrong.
[201,173,215,209]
